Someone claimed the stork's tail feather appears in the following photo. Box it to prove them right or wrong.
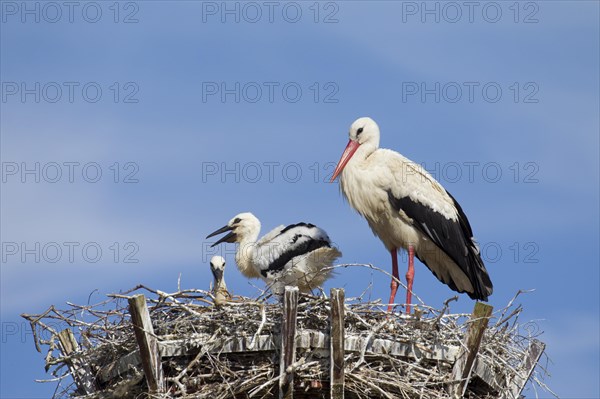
[296,247,342,292]
[416,241,493,302]
[467,244,493,301]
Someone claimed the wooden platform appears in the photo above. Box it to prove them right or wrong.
[54,287,545,399]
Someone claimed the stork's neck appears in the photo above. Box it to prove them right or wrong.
[235,229,262,279]
[347,141,377,169]
[212,272,227,292]
[215,278,227,292]
[339,141,382,222]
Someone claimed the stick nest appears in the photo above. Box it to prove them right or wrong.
[22,280,554,399]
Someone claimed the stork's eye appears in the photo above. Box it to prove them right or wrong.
[357,127,364,135]
[233,218,241,224]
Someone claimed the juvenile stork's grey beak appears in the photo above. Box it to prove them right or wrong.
[206,225,237,247]
[209,261,224,282]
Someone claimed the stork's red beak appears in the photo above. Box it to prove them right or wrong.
[330,139,360,182]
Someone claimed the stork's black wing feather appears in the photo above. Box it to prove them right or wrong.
[261,223,330,278]
[387,190,493,300]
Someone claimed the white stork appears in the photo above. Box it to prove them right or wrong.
[209,255,231,305]
[330,117,493,312]
[206,212,341,294]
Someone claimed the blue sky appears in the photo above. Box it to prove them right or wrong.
[1,1,598,398]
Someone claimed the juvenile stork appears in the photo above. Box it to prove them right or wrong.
[209,255,231,305]
[330,117,493,312]
[206,212,341,294]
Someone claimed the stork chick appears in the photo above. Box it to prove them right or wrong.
[209,255,231,305]
[206,212,341,294]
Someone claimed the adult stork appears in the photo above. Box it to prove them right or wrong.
[330,117,493,312]
[209,256,231,306]
[206,212,341,294]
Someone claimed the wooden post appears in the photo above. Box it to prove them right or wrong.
[128,294,165,394]
[57,329,95,395]
[501,339,546,399]
[451,302,493,397]
[330,288,345,399]
[279,286,299,399]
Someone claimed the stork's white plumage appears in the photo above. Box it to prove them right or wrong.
[206,212,341,294]
[331,117,493,312]
[209,255,231,305]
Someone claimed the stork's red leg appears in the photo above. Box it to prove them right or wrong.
[405,245,415,313]
[387,249,399,312]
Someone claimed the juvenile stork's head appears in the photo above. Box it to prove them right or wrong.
[330,117,380,182]
[206,212,261,246]
[209,255,231,305]
[209,255,226,283]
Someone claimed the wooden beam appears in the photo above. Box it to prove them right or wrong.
[159,331,458,361]
[128,294,165,394]
[57,329,95,395]
[100,330,460,384]
[279,286,299,399]
[330,288,345,399]
[99,349,142,383]
[501,339,546,399]
[472,358,502,393]
[451,302,493,397]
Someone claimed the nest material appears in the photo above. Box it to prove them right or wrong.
[22,281,553,399]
